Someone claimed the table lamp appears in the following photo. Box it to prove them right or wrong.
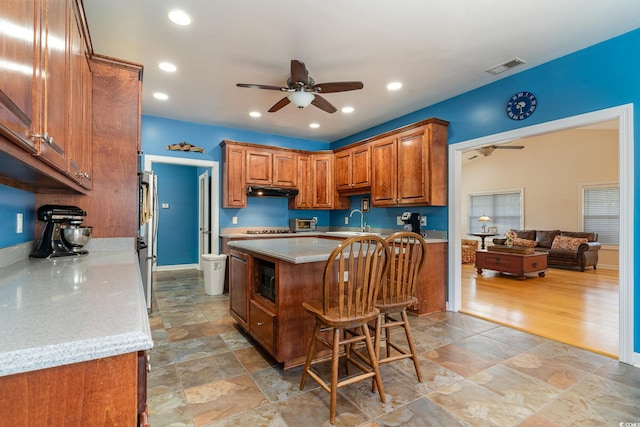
[478,215,491,232]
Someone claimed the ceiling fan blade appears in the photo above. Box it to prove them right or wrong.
[494,145,525,149]
[290,60,309,86]
[311,95,337,113]
[236,83,285,91]
[268,97,291,112]
[313,81,364,93]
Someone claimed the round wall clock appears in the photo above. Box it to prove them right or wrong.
[506,91,537,120]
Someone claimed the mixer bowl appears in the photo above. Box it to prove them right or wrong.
[61,226,93,248]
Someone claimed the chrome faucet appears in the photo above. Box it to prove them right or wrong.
[349,209,365,232]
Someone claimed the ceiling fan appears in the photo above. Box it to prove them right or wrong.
[236,60,364,113]
[468,145,524,160]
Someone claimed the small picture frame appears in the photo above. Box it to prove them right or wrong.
[487,226,498,234]
[361,198,370,212]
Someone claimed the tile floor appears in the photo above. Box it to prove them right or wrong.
[147,269,640,427]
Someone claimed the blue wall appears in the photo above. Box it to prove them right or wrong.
[0,185,35,247]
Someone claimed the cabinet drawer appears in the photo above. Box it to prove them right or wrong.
[249,299,275,354]
[523,255,547,271]
[481,255,512,269]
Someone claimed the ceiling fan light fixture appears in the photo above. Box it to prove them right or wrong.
[288,91,315,108]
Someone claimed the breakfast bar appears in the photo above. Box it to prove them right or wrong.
[227,236,446,368]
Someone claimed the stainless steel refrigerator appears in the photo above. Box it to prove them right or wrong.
[137,170,157,313]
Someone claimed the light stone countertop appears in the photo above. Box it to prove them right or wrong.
[0,251,153,377]
[227,236,447,264]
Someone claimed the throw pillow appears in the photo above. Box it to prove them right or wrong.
[512,237,537,247]
[551,235,588,250]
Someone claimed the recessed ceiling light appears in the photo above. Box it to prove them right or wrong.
[168,9,192,26]
[309,123,320,129]
[387,82,402,91]
[341,106,354,113]
[153,92,169,100]
[249,111,261,118]
[159,62,177,72]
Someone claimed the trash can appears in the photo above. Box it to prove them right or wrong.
[202,254,227,295]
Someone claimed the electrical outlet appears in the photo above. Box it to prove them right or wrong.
[312,216,318,223]
[396,216,403,225]
[16,213,23,233]
[161,203,170,209]
[420,216,427,226]
[232,216,238,224]
[344,217,349,225]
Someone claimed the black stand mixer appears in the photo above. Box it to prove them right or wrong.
[30,205,91,258]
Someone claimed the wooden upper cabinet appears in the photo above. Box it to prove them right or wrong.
[311,153,332,208]
[67,0,92,188]
[246,148,297,188]
[37,0,69,172]
[0,0,39,153]
[0,0,94,191]
[335,144,371,193]
[371,118,448,207]
[289,154,312,209]
[222,142,247,208]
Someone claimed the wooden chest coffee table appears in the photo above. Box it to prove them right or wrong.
[475,250,548,280]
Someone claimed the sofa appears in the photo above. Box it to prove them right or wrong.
[492,229,601,271]
[461,239,479,263]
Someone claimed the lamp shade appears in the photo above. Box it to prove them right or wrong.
[478,215,491,222]
[288,91,315,108]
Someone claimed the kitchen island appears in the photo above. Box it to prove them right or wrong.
[0,251,153,425]
[227,236,446,368]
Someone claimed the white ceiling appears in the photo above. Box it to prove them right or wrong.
[82,0,640,143]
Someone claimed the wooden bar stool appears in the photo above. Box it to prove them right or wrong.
[374,231,427,383]
[299,235,390,425]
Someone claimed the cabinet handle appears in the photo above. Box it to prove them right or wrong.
[257,321,263,326]
[75,171,91,180]
[533,262,538,268]
[495,258,500,265]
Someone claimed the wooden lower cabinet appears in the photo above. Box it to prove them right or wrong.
[0,352,145,427]
[228,242,447,368]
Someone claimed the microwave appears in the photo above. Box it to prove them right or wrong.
[290,218,317,232]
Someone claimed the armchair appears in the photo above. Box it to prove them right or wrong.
[461,239,479,263]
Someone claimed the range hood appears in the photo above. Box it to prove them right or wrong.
[246,186,299,198]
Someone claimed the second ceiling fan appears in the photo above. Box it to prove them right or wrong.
[469,144,524,160]
[236,60,363,113]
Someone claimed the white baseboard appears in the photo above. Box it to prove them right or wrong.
[154,263,199,272]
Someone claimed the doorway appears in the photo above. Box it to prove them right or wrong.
[144,155,220,270]
[447,104,634,365]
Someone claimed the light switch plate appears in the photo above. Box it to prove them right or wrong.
[16,213,23,233]
[232,216,238,224]
[420,216,427,226]
[161,203,170,209]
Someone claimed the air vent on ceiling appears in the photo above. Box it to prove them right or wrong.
[486,57,526,75]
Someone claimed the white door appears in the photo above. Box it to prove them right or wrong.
[199,170,211,270]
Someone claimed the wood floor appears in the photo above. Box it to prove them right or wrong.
[460,262,619,358]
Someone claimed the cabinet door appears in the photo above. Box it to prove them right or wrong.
[371,137,397,206]
[334,150,352,191]
[0,0,39,152]
[290,154,311,209]
[67,2,84,183]
[246,149,272,186]
[229,250,250,327]
[351,144,371,189]
[223,145,246,207]
[37,0,69,172]
[272,152,296,187]
[79,52,92,189]
[311,153,334,208]
[396,128,429,205]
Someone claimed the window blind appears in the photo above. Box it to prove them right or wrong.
[583,186,619,245]
[469,191,522,234]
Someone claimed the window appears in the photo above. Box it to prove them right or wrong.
[583,184,619,245]
[468,190,523,234]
